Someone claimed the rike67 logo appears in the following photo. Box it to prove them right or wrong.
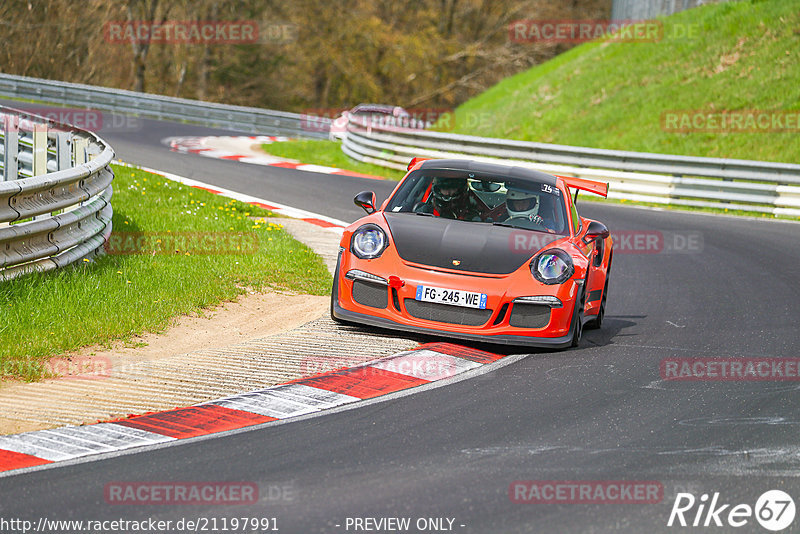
[668,490,795,531]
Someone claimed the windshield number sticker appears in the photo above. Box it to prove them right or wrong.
[541,183,559,196]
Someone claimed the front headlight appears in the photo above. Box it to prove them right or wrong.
[530,249,574,285]
[351,224,387,259]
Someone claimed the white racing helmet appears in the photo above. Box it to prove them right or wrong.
[506,186,540,219]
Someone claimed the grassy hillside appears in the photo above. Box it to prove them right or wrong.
[446,0,800,163]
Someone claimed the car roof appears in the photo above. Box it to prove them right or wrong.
[417,159,558,187]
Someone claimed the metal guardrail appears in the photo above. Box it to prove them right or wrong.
[0,106,114,281]
[611,0,722,20]
[0,73,330,139]
[342,116,800,217]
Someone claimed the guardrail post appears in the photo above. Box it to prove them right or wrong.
[3,114,19,181]
[56,132,72,171]
[31,122,47,176]
[73,137,88,165]
[31,121,48,220]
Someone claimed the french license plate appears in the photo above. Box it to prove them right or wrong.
[415,285,487,309]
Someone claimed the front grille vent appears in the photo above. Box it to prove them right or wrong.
[509,303,551,329]
[352,280,388,309]
[404,299,492,326]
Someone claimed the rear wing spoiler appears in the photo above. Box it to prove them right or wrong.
[558,176,609,198]
[407,157,431,170]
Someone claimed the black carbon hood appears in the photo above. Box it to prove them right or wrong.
[384,212,551,275]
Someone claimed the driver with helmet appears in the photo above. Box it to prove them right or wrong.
[416,177,482,221]
[504,185,545,226]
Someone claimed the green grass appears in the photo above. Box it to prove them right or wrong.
[443,0,800,163]
[0,164,332,381]
[262,139,404,180]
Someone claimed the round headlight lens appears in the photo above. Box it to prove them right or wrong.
[531,249,574,285]
[351,225,387,259]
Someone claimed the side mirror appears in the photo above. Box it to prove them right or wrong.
[354,191,377,214]
[582,220,609,244]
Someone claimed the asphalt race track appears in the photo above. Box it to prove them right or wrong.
[2,109,800,533]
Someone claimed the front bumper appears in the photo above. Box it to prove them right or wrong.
[331,253,582,350]
[332,298,575,349]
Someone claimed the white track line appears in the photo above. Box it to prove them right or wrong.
[113,160,349,232]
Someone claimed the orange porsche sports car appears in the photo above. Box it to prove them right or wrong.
[331,158,612,349]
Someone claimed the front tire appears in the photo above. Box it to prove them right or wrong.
[569,284,585,348]
[586,252,611,330]
[585,277,608,330]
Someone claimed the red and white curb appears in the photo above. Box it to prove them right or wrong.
[166,135,385,180]
[0,343,507,475]
[114,160,348,233]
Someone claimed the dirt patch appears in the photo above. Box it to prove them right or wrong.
[52,290,328,374]
[0,290,328,435]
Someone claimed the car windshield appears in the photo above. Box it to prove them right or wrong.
[385,170,569,235]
